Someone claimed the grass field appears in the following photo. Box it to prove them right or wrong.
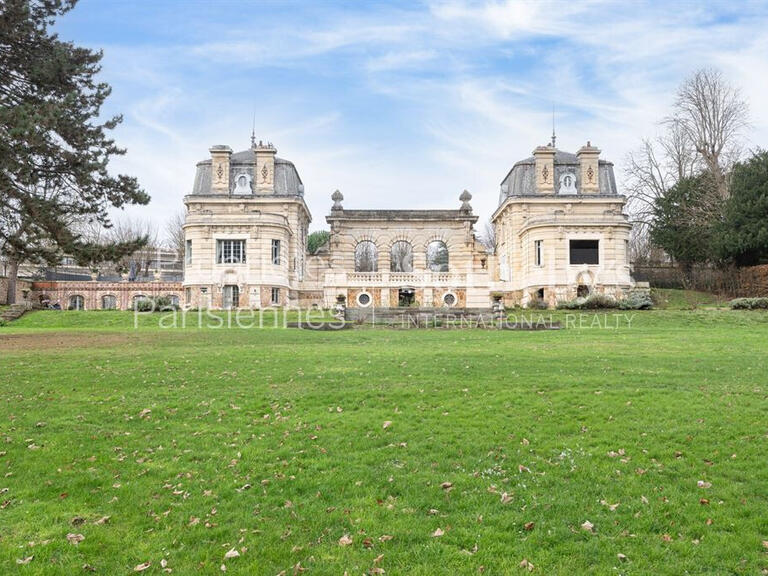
[1,308,767,574]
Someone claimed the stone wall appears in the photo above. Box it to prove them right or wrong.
[30,281,183,310]
[0,277,34,306]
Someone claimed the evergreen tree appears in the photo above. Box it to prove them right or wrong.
[307,230,330,255]
[0,0,149,303]
[716,150,768,266]
[650,173,716,284]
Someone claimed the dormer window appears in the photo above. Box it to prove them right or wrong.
[232,173,252,194]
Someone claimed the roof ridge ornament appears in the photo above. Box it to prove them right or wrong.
[459,189,472,212]
[331,189,344,211]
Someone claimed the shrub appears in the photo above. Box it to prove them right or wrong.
[729,297,768,310]
[526,299,549,310]
[556,297,585,310]
[133,297,180,312]
[558,292,653,311]
[618,291,654,310]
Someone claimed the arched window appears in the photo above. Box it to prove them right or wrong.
[132,294,149,309]
[68,295,84,310]
[101,295,117,310]
[390,241,413,272]
[426,240,449,272]
[354,241,378,272]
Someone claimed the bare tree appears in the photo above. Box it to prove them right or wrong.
[477,220,497,255]
[671,67,749,198]
[165,210,186,263]
[107,218,159,278]
[624,67,749,262]
[354,240,378,272]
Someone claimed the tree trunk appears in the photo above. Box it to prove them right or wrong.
[679,261,693,290]
[6,258,19,305]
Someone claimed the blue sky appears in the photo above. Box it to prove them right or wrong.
[55,0,768,235]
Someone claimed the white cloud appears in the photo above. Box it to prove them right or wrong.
[78,0,768,238]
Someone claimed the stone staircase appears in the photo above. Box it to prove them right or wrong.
[0,304,29,323]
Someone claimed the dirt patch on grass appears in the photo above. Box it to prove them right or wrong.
[0,331,142,352]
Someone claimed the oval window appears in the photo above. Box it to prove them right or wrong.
[443,293,457,307]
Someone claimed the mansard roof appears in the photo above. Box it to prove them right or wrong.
[498,148,619,204]
[190,148,304,196]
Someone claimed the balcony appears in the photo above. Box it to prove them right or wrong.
[339,271,467,286]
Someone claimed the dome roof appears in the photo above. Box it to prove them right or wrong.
[498,148,618,204]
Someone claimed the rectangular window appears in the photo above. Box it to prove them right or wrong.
[271,287,280,305]
[185,239,192,265]
[569,239,600,265]
[534,240,543,267]
[185,287,191,305]
[625,239,631,265]
[271,239,281,265]
[216,239,246,264]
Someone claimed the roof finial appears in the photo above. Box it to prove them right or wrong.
[250,111,256,148]
[550,103,556,148]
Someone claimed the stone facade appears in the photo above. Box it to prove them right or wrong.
[17,138,636,311]
[182,142,311,308]
[322,190,491,309]
[493,143,633,307]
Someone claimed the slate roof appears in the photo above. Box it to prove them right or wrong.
[498,148,619,205]
[191,148,304,196]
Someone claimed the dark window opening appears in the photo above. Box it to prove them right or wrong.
[569,240,599,265]
[577,284,590,298]
[398,288,415,307]
[536,288,545,301]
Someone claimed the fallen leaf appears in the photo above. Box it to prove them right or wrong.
[697,480,712,489]
[519,558,534,571]
[581,520,594,532]
[66,533,85,545]
[600,500,619,512]
[431,528,444,537]
[379,535,394,542]
[16,556,33,565]
[94,515,110,525]
[524,521,535,531]
[134,562,151,572]
[382,421,392,429]
[224,548,240,559]
[617,553,628,561]
[138,409,151,419]
[700,498,710,505]
[440,482,453,491]
[500,492,512,504]
[338,534,353,546]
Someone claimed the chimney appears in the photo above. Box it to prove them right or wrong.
[577,141,600,194]
[254,140,277,194]
[533,145,556,193]
[210,145,232,194]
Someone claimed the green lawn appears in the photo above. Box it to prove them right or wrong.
[651,288,728,310]
[1,309,767,574]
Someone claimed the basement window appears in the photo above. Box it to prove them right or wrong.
[569,240,599,265]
